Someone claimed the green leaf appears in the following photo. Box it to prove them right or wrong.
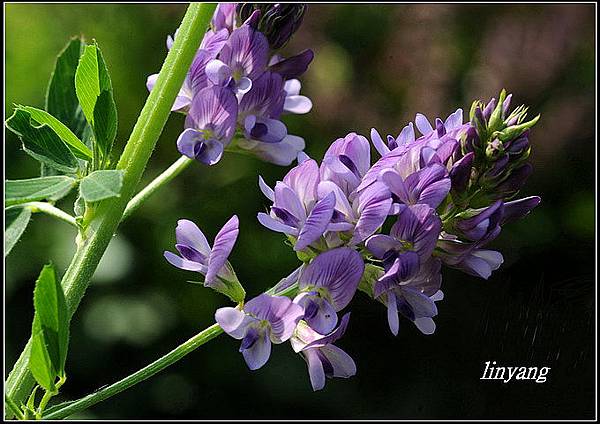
[45,37,87,140]
[29,264,70,391]
[18,106,92,161]
[5,176,77,207]
[75,42,114,128]
[6,109,79,174]
[74,45,100,126]
[79,170,123,202]
[93,90,117,163]
[5,206,32,256]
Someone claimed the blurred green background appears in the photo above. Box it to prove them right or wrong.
[5,3,595,420]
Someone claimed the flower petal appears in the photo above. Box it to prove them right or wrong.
[257,212,298,235]
[295,192,335,251]
[320,344,356,378]
[241,330,272,370]
[304,349,326,391]
[215,307,255,339]
[299,247,364,310]
[175,219,211,256]
[206,215,239,285]
[164,251,206,272]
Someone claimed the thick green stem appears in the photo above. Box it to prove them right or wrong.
[122,155,193,221]
[42,324,223,420]
[24,202,78,227]
[4,2,217,413]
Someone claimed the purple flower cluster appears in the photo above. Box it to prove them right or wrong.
[147,3,313,166]
[165,89,541,391]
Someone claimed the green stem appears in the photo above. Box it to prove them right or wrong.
[122,155,193,221]
[4,395,25,420]
[41,280,300,420]
[42,324,223,420]
[4,2,217,414]
[24,202,78,227]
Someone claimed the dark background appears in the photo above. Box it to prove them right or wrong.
[5,3,595,419]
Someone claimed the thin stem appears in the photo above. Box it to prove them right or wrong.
[24,202,78,227]
[4,395,25,420]
[41,278,301,420]
[5,2,217,413]
[42,324,223,420]
[122,155,193,221]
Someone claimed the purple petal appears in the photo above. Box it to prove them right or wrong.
[220,25,269,80]
[379,169,409,202]
[449,152,474,193]
[386,293,400,336]
[295,192,335,251]
[176,129,202,159]
[371,128,391,157]
[239,71,285,118]
[284,95,312,114]
[444,108,463,130]
[258,175,275,201]
[396,123,415,145]
[299,248,364,310]
[242,134,305,166]
[241,329,272,370]
[304,312,351,349]
[501,196,541,224]
[211,3,236,31]
[247,117,288,143]
[320,344,356,378]
[365,234,402,259]
[415,113,433,135]
[418,178,451,209]
[274,181,306,222]
[186,86,238,143]
[269,49,314,79]
[304,349,326,391]
[195,139,224,166]
[414,317,436,335]
[460,250,504,279]
[257,212,298,235]
[295,294,339,335]
[205,215,239,285]
[175,219,211,256]
[352,182,392,244]
[164,251,206,272]
[244,294,304,342]
[402,287,438,318]
[386,251,420,281]
[200,28,229,57]
[205,59,233,86]
[215,307,255,339]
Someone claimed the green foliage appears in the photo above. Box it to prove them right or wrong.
[5,206,32,256]
[5,176,77,207]
[75,42,117,168]
[6,108,79,174]
[45,37,88,139]
[29,264,70,392]
[16,106,92,160]
[79,169,124,202]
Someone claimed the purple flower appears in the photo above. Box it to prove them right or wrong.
[238,134,306,166]
[366,204,441,286]
[177,86,238,165]
[290,313,356,391]
[217,23,270,93]
[293,248,364,334]
[378,163,451,210]
[320,133,372,196]
[317,179,392,246]
[215,294,304,370]
[436,232,503,279]
[370,123,415,157]
[211,3,237,33]
[258,159,338,250]
[454,200,504,242]
[164,215,245,302]
[377,258,444,336]
[238,71,287,143]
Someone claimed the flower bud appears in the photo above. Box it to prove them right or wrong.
[237,3,307,49]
